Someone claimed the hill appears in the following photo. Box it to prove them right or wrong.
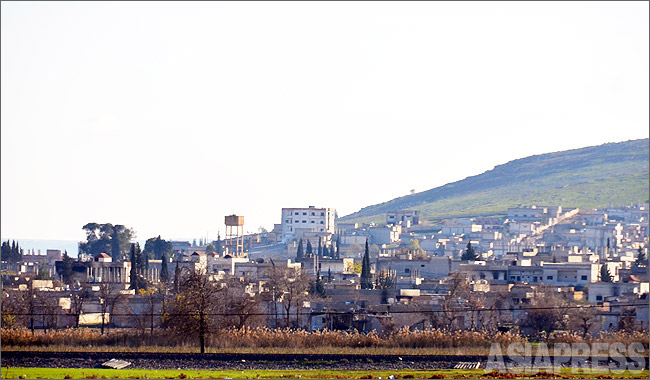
[340,139,649,224]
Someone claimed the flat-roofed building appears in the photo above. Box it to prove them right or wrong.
[281,206,336,241]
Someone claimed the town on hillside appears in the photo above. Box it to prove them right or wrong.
[2,203,648,336]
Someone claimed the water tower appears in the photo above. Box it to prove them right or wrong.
[224,215,245,257]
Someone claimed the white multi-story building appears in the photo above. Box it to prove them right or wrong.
[281,206,336,241]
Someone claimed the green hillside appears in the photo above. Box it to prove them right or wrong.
[341,139,649,224]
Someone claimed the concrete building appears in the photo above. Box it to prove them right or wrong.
[281,206,336,241]
[386,210,420,226]
[368,225,402,245]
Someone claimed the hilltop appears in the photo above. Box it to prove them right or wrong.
[340,138,649,224]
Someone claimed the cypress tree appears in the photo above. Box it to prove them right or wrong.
[306,240,313,256]
[461,242,478,261]
[296,239,304,259]
[318,237,322,257]
[160,254,169,283]
[600,264,613,282]
[323,245,330,257]
[61,250,74,284]
[129,243,139,290]
[336,235,341,259]
[361,239,372,289]
[174,260,181,293]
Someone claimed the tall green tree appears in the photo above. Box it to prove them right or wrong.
[335,236,341,259]
[600,264,613,282]
[461,242,479,261]
[160,254,170,283]
[143,235,173,260]
[306,240,313,256]
[635,247,647,267]
[79,223,134,261]
[296,239,304,259]
[1,240,22,265]
[129,243,146,290]
[361,239,372,289]
[61,251,74,285]
[317,237,322,257]
[215,234,223,255]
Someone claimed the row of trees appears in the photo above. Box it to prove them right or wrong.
[296,236,341,259]
[1,240,23,266]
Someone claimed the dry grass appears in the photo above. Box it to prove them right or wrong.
[2,327,648,353]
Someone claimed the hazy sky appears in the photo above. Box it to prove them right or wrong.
[2,1,649,242]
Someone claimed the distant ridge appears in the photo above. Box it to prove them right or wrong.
[341,138,649,224]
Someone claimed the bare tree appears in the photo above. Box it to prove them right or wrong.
[521,285,572,338]
[1,289,27,329]
[35,290,60,333]
[219,276,261,329]
[267,265,310,328]
[98,283,126,334]
[167,270,223,353]
[438,272,472,330]
[70,281,91,328]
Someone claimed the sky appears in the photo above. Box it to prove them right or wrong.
[2,1,649,243]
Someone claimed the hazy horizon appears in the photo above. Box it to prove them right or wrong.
[2,2,648,241]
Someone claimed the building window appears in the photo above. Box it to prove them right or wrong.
[547,276,553,280]
[320,229,323,232]
[596,295,603,301]
[581,275,587,280]
[311,221,315,223]
[311,212,315,216]
[405,268,410,274]
[321,212,325,216]
[320,221,324,224]
[294,220,298,223]
[295,212,299,215]
[302,220,306,223]
[303,212,307,215]
[285,220,289,223]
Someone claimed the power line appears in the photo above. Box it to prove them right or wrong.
[6,303,648,317]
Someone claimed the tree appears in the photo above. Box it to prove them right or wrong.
[129,243,147,291]
[407,239,426,260]
[267,264,310,328]
[36,265,51,280]
[219,276,261,329]
[60,251,74,285]
[600,264,613,282]
[166,270,223,353]
[335,236,341,259]
[70,282,91,328]
[143,235,173,260]
[309,268,326,298]
[635,247,647,267]
[1,240,23,269]
[306,240,313,256]
[98,283,125,334]
[317,237,322,257]
[296,239,304,260]
[79,223,134,261]
[323,245,330,257]
[160,254,170,283]
[215,234,223,255]
[461,242,479,261]
[205,244,216,254]
[521,285,572,338]
[360,240,372,289]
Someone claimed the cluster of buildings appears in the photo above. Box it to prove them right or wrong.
[2,203,648,334]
